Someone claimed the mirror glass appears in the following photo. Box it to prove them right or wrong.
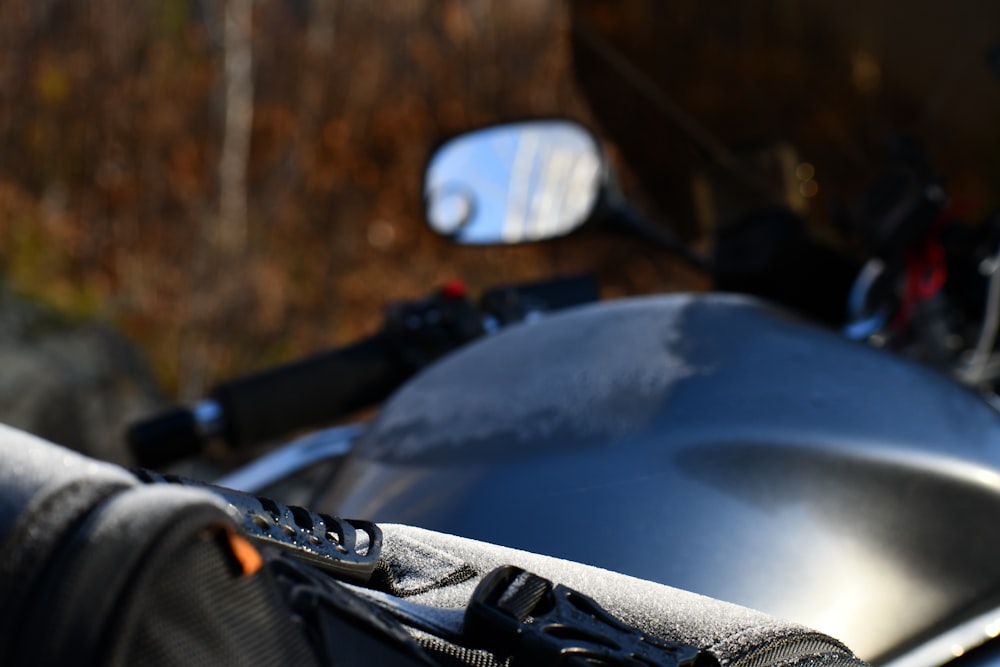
[424,120,603,244]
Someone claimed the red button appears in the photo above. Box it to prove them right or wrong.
[441,279,467,299]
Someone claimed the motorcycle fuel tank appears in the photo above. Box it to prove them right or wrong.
[319,294,1000,665]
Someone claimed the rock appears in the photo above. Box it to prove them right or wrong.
[0,288,164,464]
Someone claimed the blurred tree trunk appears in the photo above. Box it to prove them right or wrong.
[181,0,255,400]
[219,0,253,258]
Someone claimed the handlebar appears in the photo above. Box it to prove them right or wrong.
[128,275,599,468]
[212,334,405,454]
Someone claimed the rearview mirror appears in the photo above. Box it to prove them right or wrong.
[423,120,605,244]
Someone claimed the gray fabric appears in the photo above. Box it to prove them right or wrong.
[377,524,868,667]
[0,423,138,651]
[0,423,136,541]
[0,426,868,667]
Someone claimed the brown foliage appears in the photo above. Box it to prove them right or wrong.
[0,0,702,399]
[23,1,998,400]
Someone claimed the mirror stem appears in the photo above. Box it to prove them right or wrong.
[612,207,712,274]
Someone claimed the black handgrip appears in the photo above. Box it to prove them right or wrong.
[127,407,203,468]
[212,333,407,450]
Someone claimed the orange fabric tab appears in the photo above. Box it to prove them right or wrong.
[225,529,264,576]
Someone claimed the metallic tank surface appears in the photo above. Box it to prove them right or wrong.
[320,294,1000,664]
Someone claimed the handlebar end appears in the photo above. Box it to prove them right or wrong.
[127,407,204,469]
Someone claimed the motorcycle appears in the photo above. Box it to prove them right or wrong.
[128,119,1000,667]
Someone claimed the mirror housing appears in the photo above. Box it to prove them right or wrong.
[423,120,607,244]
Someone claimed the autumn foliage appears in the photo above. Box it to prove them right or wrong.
[7,0,995,400]
[0,0,642,398]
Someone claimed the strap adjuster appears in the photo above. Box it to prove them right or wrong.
[136,470,381,583]
[465,565,716,667]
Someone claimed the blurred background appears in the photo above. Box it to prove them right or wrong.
[0,0,998,460]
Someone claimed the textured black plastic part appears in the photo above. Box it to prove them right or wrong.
[137,470,381,584]
[466,565,714,667]
[212,333,407,449]
[127,407,203,468]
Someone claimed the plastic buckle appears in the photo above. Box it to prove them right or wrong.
[136,470,381,583]
[465,565,714,667]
